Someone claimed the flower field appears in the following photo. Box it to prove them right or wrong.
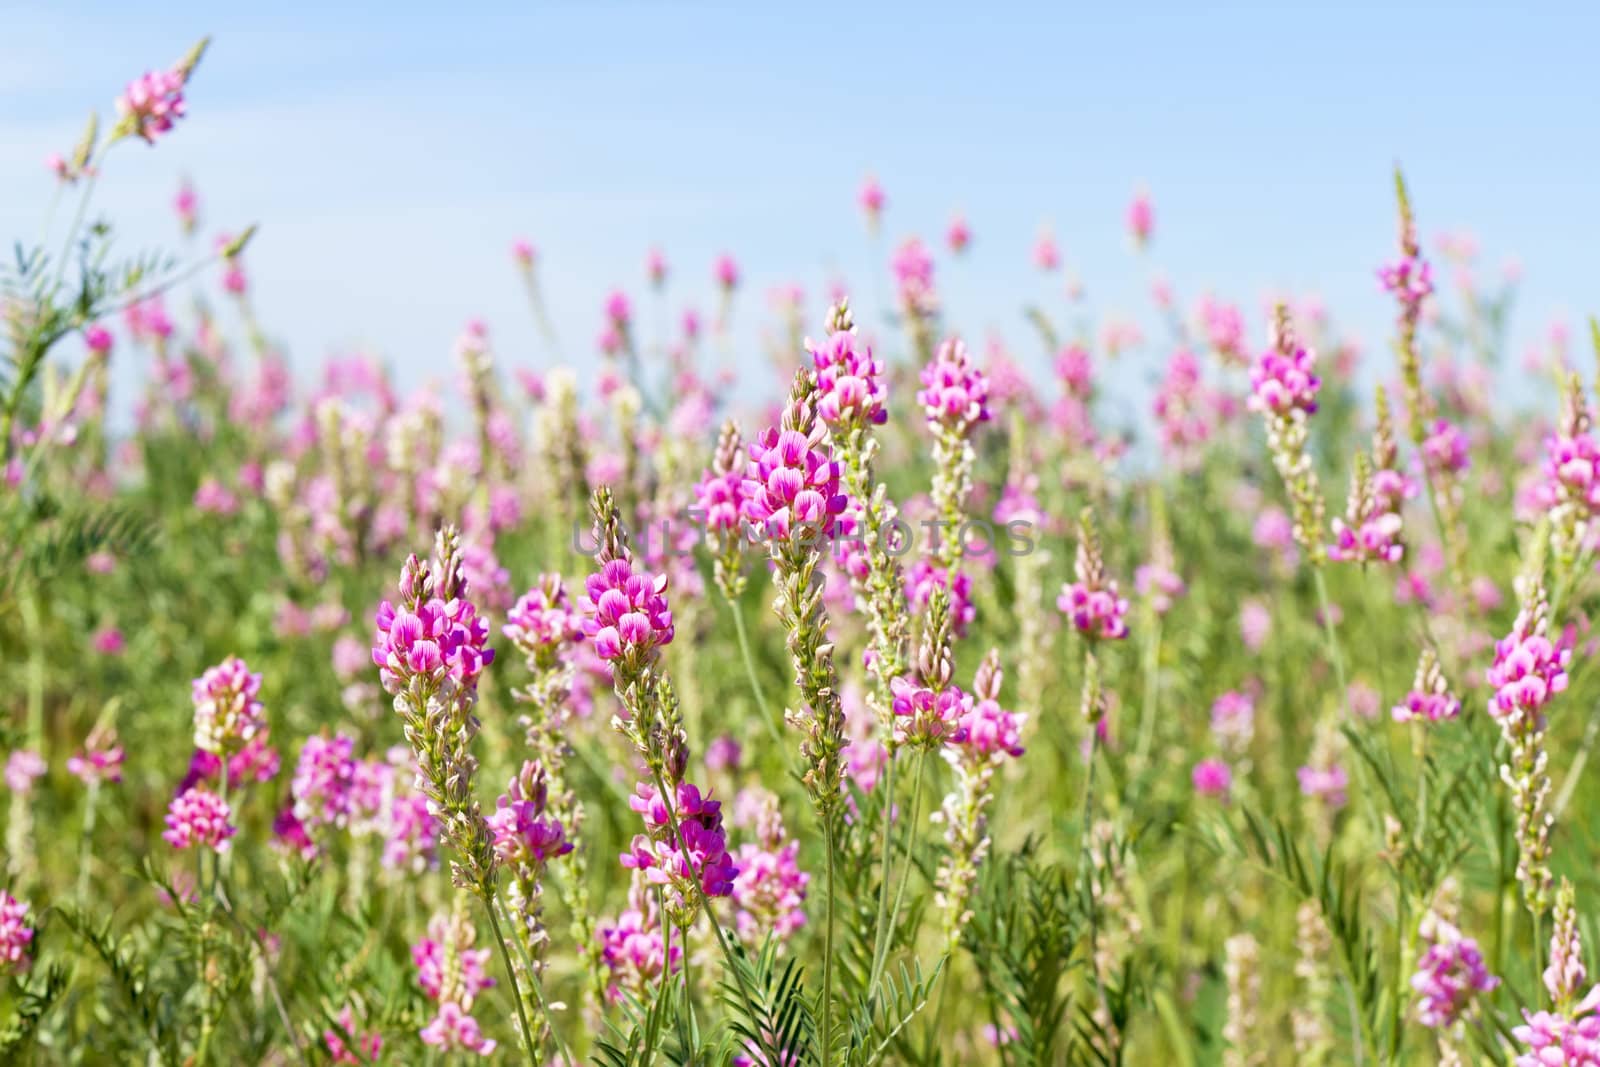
[5,35,1600,1067]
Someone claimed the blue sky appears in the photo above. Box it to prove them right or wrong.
[2,3,1596,418]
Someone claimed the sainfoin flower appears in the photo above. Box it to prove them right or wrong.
[290,732,360,834]
[487,773,573,867]
[954,693,1026,760]
[1057,580,1129,640]
[621,781,738,901]
[1392,648,1460,723]
[502,577,583,655]
[1515,988,1600,1067]
[163,787,236,851]
[582,557,675,662]
[809,329,887,427]
[192,655,265,755]
[890,675,971,747]
[598,903,680,1001]
[907,559,976,637]
[694,461,747,535]
[731,795,809,945]
[323,1005,383,1065]
[741,425,846,540]
[67,726,125,785]
[371,588,495,695]
[1192,758,1232,797]
[116,68,187,143]
[420,1001,497,1057]
[0,891,34,975]
[1412,915,1498,1028]
[917,338,991,430]
[413,910,495,1005]
[1487,608,1571,722]
[1247,339,1320,418]
[4,749,45,793]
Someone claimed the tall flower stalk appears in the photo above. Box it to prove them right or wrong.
[742,370,849,1063]
[370,526,547,1066]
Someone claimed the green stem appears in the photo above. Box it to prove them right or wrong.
[874,749,929,991]
[1552,705,1600,819]
[1311,567,1349,710]
[76,779,100,901]
[865,752,900,991]
[729,596,783,744]
[1133,612,1162,774]
[494,896,576,1067]
[482,893,543,1067]
[821,816,837,1067]
[646,766,767,1050]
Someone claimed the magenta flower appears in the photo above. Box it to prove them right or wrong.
[1378,250,1434,314]
[1421,419,1471,475]
[598,906,680,1001]
[889,675,971,747]
[163,787,236,851]
[955,696,1026,760]
[740,426,846,540]
[1198,296,1246,363]
[1542,425,1600,515]
[413,917,495,1005]
[4,749,45,794]
[713,252,740,292]
[891,237,937,315]
[193,478,238,515]
[1413,919,1498,1028]
[1247,340,1320,417]
[582,557,675,663]
[92,626,125,656]
[733,838,810,945]
[604,289,632,330]
[502,577,583,654]
[420,1002,497,1056]
[116,67,187,143]
[371,587,495,695]
[917,338,991,430]
[487,764,574,868]
[1056,580,1130,640]
[290,732,361,834]
[84,324,114,356]
[323,1005,383,1065]
[1515,989,1600,1067]
[809,329,887,428]
[1192,758,1232,797]
[1210,690,1256,752]
[67,730,125,786]
[946,214,971,255]
[1328,511,1404,565]
[180,731,281,794]
[511,238,535,269]
[192,655,265,756]
[858,173,886,222]
[1127,191,1154,246]
[1392,688,1460,724]
[1296,763,1349,808]
[1488,610,1571,723]
[1135,563,1185,615]
[695,465,748,535]
[0,891,34,975]
[1032,229,1060,272]
[907,559,976,636]
[173,179,199,232]
[621,781,738,901]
